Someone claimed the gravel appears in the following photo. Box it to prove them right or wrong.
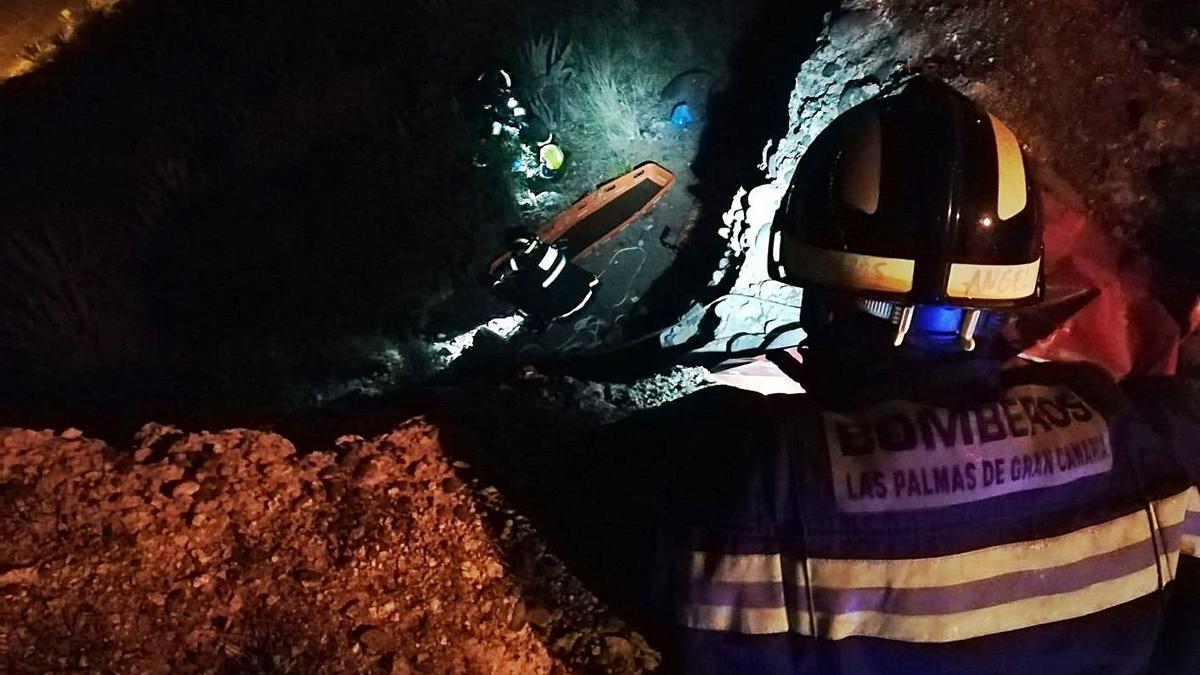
[0,422,659,674]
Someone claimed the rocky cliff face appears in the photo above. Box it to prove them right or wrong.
[662,8,903,354]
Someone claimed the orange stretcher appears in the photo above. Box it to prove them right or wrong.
[490,161,675,276]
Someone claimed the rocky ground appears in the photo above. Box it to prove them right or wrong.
[0,421,661,674]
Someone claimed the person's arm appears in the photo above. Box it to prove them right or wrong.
[1122,376,1200,482]
[489,262,520,301]
[571,387,779,628]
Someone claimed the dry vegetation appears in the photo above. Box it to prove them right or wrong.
[525,2,744,186]
[0,0,521,407]
[0,0,747,412]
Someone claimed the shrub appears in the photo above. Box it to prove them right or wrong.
[569,46,650,149]
[519,31,575,131]
[0,216,147,381]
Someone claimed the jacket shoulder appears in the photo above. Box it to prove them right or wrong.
[621,385,806,436]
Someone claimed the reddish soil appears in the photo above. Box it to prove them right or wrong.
[0,422,659,674]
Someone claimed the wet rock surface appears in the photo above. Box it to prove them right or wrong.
[0,422,659,673]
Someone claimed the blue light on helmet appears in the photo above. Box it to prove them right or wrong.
[913,305,965,335]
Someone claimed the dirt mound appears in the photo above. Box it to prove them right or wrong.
[0,422,659,674]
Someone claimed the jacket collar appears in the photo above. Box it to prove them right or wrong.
[792,346,1005,410]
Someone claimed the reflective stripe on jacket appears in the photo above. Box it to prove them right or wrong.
[498,244,596,320]
[602,361,1200,674]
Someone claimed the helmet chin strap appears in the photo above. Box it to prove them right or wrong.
[857,300,986,351]
[893,306,915,347]
[958,308,983,352]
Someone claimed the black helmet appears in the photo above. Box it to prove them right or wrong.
[474,68,517,112]
[477,67,514,93]
[769,76,1042,350]
[505,226,538,252]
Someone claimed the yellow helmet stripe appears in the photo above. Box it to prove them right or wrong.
[946,258,1041,300]
[989,113,1028,220]
[784,240,915,294]
[838,110,881,215]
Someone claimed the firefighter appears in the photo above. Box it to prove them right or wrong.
[473,68,564,179]
[586,77,1200,674]
[518,113,565,179]
[493,230,597,326]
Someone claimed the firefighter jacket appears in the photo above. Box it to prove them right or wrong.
[494,243,596,322]
[592,357,1200,674]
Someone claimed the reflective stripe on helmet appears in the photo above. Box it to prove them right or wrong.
[989,113,1028,220]
[783,239,915,294]
[945,258,1041,300]
[837,109,881,215]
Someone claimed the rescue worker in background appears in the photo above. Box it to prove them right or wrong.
[493,229,597,327]
[582,77,1200,673]
[474,68,565,179]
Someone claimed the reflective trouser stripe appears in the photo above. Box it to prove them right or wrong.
[561,289,593,319]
